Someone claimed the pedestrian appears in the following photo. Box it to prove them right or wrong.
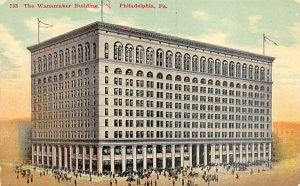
[173,179,175,186]
[236,173,239,179]
[115,178,117,185]
[110,180,112,186]
[17,174,19,179]
[27,177,30,183]
[155,179,157,186]
[31,174,33,182]
[75,179,77,186]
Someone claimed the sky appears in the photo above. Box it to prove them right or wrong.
[0,0,300,121]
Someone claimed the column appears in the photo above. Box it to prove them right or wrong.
[41,145,45,166]
[52,145,57,168]
[82,146,86,171]
[31,144,34,165]
[132,145,137,172]
[69,145,73,172]
[171,145,175,169]
[233,144,236,163]
[189,145,193,167]
[110,146,115,173]
[196,144,200,165]
[121,146,126,172]
[204,144,207,165]
[210,144,215,164]
[226,144,230,163]
[64,146,68,169]
[143,145,147,170]
[239,144,243,163]
[152,145,157,169]
[75,145,79,171]
[162,145,166,169]
[268,143,272,160]
[97,145,103,173]
[89,146,93,173]
[46,145,50,166]
[180,145,184,167]
[219,144,223,163]
[251,143,255,162]
[58,145,62,169]
[37,145,40,165]
[246,144,249,162]
[263,143,266,161]
[258,143,261,160]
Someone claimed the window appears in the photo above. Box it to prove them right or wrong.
[59,50,64,67]
[260,67,265,81]
[208,58,213,73]
[249,65,253,79]
[136,45,144,63]
[93,42,97,59]
[114,68,122,74]
[200,56,206,72]
[114,42,123,61]
[183,53,190,70]
[242,64,247,78]
[166,50,173,68]
[254,66,259,80]
[192,55,198,72]
[146,47,154,65]
[175,52,182,69]
[125,44,134,62]
[78,44,83,63]
[222,60,228,76]
[104,43,109,59]
[229,61,235,77]
[71,47,76,64]
[156,49,164,67]
[85,42,90,61]
[236,62,241,78]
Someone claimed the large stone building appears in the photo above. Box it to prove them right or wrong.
[28,22,274,174]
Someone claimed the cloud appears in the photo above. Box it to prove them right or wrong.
[248,15,262,33]
[0,0,7,5]
[220,18,238,28]
[192,10,210,21]
[295,0,300,4]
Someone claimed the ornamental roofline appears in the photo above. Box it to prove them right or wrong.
[27,21,275,63]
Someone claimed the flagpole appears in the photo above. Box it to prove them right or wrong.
[263,33,264,55]
[101,0,103,22]
[38,18,40,43]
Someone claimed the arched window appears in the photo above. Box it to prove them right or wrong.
[93,43,97,59]
[208,79,213,85]
[236,62,241,78]
[59,50,64,67]
[242,84,247,89]
[126,69,133,75]
[125,44,134,62]
[192,55,198,72]
[249,65,253,79]
[85,42,90,61]
[236,83,241,88]
[85,68,89,75]
[249,85,253,90]
[215,59,221,75]
[147,71,153,78]
[207,58,214,74]
[114,42,123,61]
[65,48,70,66]
[254,66,259,80]
[136,45,144,64]
[192,77,198,83]
[59,74,63,80]
[65,73,69,79]
[222,60,228,76]
[255,85,259,90]
[200,56,206,73]
[260,67,265,81]
[230,82,234,87]
[78,44,83,63]
[175,52,182,69]
[201,78,206,84]
[71,46,76,64]
[223,81,228,87]
[157,72,163,79]
[242,64,247,78]
[183,53,190,71]
[166,74,172,80]
[48,76,52,82]
[38,79,41,84]
[136,70,144,77]
[156,49,164,67]
[48,54,52,70]
[166,50,173,68]
[78,69,83,76]
[260,86,265,91]
[215,80,221,86]
[184,76,190,82]
[71,71,75,77]
[229,61,235,77]
[104,43,109,59]
[114,68,122,74]
[175,75,181,81]
[54,75,57,81]
[146,47,154,65]
[54,52,58,69]
[43,55,47,71]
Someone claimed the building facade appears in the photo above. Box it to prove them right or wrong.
[28,22,274,174]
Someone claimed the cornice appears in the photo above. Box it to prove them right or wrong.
[27,21,275,63]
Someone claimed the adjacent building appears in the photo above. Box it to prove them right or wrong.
[28,22,274,173]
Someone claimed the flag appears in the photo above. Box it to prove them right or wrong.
[38,18,53,28]
[103,0,111,9]
[263,34,278,45]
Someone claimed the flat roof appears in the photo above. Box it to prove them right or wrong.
[27,21,275,63]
